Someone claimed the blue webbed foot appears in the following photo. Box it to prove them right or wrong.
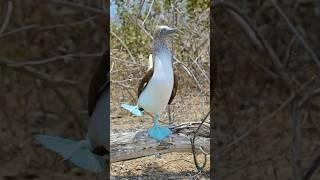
[121,103,143,116]
[148,126,171,140]
[34,135,104,173]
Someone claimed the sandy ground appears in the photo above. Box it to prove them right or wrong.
[111,153,210,179]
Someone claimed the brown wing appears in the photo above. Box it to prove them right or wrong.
[137,68,154,98]
[88,51,109,117]
[168,73,178,104]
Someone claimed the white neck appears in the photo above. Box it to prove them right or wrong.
[153,38,173,75]
[153,52,173,76]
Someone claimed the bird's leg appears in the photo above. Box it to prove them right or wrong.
[148,113,171,140]
[168,105,172,124]
[151,113,160,128]
[167,105,175,125]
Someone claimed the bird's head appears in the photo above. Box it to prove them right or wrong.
[153,25,177,40]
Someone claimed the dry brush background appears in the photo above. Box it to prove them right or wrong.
[110,0,210,179]
[2,0,318,180]
[213,0,320,180]
[0,0,211,179]
[0,0,106,179]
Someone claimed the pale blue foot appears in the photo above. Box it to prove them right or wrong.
[121,103,143,116]
[34,135,103,173]
[148,126,171,140]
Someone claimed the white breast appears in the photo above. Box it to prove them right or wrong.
[138,53,174,114]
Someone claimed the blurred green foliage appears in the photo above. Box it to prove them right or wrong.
[111,0,209,57]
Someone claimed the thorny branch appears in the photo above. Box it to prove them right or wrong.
[270,0,320,71]
[0,0,13,35]
[7,52,103,67]
[0,59,77,88]
[191,111,210,172]
[0,16,97,38]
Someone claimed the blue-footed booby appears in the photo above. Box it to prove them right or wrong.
[121,26,178,140]
[34,52,108,173]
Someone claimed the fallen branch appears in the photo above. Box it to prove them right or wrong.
[110,122,210,163]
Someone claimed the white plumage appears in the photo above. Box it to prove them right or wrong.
[138,52,174,114]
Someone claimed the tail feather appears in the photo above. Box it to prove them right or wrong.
[34,135,104,173]
[121,104,143,116]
